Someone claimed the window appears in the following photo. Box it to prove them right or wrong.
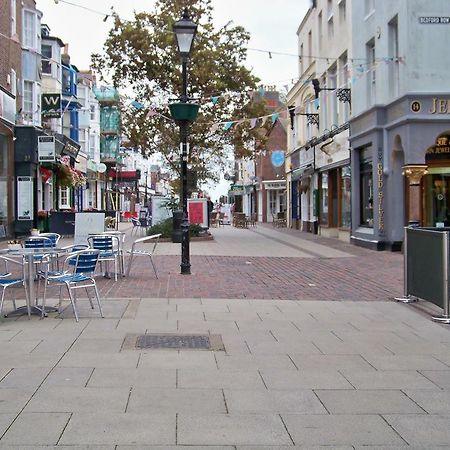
[90,104,96,121]
[340,165,351,228]
[318,12,323,49]
[308,30,312,67]
[366,39,376,105]
[339,52,350,122]
[23,80,33,121]
[339,0,346,22]
[10,69,16,96]
[388,15,399,98]
[328,17,334,38]
[360,148,373,227]
[59,186,71,209]
[327,65,338,126]
[23,10,35,48]
[365,0,375,17]
[89,134,96,159]
[320,172,328,225]
[327,0,333,20]
[42,44,52,75]
[11,0,16,36]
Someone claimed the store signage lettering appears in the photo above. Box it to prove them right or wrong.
[419,17,450,24]
[41,93,61,118]
[426,135,450,161]
[429,98,450,114]
[377,150,384,232]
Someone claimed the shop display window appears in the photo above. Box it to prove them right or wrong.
[424,173,450,227]
[340,165,351,228]
[320,172,328,225]
[360,149,373,227]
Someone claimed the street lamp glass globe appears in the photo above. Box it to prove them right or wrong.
[173,10,197,58]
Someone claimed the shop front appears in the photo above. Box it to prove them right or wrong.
[350,94,450,250]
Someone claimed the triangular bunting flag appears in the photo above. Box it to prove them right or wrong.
[131,100,144,109]
[313,98,320,110]
[271,113,279,124]
[260,116,268,127]
[210,123,219,133]
[249,118,257,129]
[223,122,233,131]
[211,96,219,105]
[146,109,157,118]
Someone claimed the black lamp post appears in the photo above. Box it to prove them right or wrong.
[170,9,199,275]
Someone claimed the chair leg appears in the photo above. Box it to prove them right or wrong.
[85,287,94,309]
[149,255,158,279]
[114,258,118,282]
[92,283,104,318]
[126,254,134,277]
[0,287,6,317]
[66,284,79,322]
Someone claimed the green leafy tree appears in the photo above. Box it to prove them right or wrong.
[92,0,270,188]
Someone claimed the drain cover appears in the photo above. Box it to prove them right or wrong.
[122,333,225,351]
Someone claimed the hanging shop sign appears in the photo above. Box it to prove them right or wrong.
[271,150,285,168]
[41,93,61,118]
[38,136,56,162]
[17,176,33,220]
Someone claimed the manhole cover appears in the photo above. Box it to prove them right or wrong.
[122,334,225,351]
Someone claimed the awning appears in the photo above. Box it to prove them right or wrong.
[107,169,141,182]
[291,164,314,181]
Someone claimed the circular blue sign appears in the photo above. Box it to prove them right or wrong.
[271,150,285,167]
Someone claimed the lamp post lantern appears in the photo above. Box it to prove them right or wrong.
[170,9,198,275]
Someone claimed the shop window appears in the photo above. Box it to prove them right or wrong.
[320,172,328,225]
[340,165,351,228]
[360,149,373,227]
[0,135,9,234]
[59,186,71,209]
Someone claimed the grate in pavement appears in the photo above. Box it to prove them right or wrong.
[122,333,225,351]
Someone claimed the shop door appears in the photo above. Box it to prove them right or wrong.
[426,173,450,227]
[331,170,338,227]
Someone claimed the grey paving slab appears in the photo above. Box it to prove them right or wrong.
[42,367,94,387]
[288,354,376,371]
[126,387,226,413]
[0,446,115,450]
[87,368,176,388]
[0,354,60,369]
[315,389,425,414]
[118,447,234,450]
[137,350,218,370]
[281,414,406,446]
[215,354,297,371]
[177,413,293,445]
[59,412,175,445]
[58,351,140,369]
[224,388,327,414]
[0,388,34,413]
[384,341,450,355]
[0,413,17,437]
[245,339,322,355]
[177,319,240,333]
[353,446,450,450]
[419,370,450,389]
[1,412,70,445]
[24,386,130,413]
[362,354,450,371]
[0,367,50,388]
[69,338,124,353]
[260,369,353,390]
[384,414,450,446]
[403,389,450,414]
[339,369,443,390]
[238,447,353,450]
[178,369,266,390]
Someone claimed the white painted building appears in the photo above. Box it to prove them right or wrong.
[287,0,352,239]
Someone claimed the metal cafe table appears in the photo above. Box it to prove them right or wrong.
[0,247,65,318]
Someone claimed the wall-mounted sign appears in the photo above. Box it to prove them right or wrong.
[41,93,61,118]
[97,163,107,173]
[419,17,450,24]
[17,176,33,220]
[426,133,450,161]
[38,136,56,162]
[271,150,285,167]
[411,101,421,113]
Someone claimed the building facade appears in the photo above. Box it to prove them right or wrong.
[0,0,21,238]
[349,0,450,250]
[287,0,352,240]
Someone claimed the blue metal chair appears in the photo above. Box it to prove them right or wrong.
[42,249,103,322]
[87,234,120,281]
[0,256,26,317]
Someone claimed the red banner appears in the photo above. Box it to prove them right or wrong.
[39,166,53,184]
[188,202,204,225]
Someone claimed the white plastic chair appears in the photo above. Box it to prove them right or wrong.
[126,233,161,278]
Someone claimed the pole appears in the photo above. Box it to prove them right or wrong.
[180,58,191,274]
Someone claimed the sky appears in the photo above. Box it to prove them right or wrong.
[36,0,311,200]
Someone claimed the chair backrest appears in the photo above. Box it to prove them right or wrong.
[39,233,61,246]
[131,217,139,227]
[88,234,119,252]
[24,236,54,248]
[132,233,161,254]
[277,211,285,219]
[71,250,100,275]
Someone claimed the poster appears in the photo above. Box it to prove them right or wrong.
[151,196,172,225]
[17,176,33,220]
[188,198,208,228]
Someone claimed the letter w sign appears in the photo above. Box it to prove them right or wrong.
[41,93,61,118]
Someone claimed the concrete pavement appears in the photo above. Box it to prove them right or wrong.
[0,223,449,447]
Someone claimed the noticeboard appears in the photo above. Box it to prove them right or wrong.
[17,176,33,220]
